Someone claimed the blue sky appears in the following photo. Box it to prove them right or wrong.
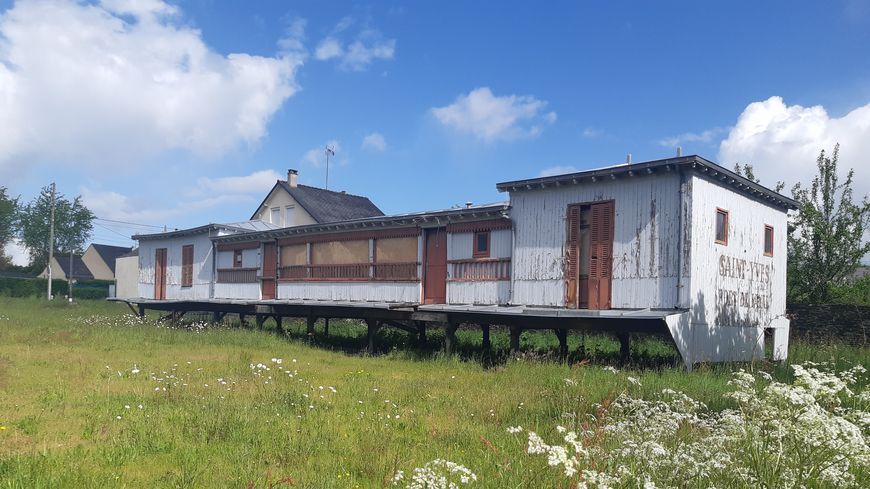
[1,0,869,262]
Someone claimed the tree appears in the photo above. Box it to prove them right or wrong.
[0,186,19,267]
[787,144,869,303]
[733,163,760,183]
[17,186,95,270]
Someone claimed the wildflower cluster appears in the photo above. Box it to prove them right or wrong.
[392,459,477,488]
[509,363,870,488]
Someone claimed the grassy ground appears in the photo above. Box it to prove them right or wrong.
[0,297,866,488]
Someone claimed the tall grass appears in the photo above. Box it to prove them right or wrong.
[0,297,866,488]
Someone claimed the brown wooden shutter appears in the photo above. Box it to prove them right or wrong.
[588,202,614,309]
[565,205,581,308]
[181,245,194,287]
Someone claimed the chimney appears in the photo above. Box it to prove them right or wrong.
[626,153,632,164]
[465,201,473,208]
[287,169,298,188]
[677,146,683,157]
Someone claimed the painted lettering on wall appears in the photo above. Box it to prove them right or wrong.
[716,254,773,327]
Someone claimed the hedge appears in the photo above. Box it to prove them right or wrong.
[0,277,112,300]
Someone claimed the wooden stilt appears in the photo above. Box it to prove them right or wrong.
[255,314,265,330]
[306,315,316,339]
[617,333,630,360]
[274,316,284,335]
[211,311,221,323]
[481,324,491,351]
[366,319,380,355]
[137,305,145,319]
[444,322,458,356]
[417,321,427,345]
[554,329,568,361]
[324,318,330,336]
[510,326,522,353]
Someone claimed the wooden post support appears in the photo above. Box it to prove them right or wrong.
[366,320,380,355]
[137,305,145,319]
[554,329,568,361]
[274,316,284,335]
[617,333,630,360]
[306,316,316,339]
[238,314,246,328]
[255,315,265,330]
[444,322,458,356]
[324,318,330,336]
[509,326,522,353]
[417,321,427,345]
[481,324,491,351]
[211,311,221,323]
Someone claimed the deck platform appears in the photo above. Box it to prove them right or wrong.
[109,297,688,358]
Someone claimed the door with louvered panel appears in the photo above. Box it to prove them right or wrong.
[588,201,614,310]
[565,201,613,309]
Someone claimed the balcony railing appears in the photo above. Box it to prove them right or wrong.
[278,262,419,282]
[216,267,259,284]
[449,258,511,281]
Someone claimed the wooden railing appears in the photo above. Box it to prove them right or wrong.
[278,262,419,282]
[373,262,418,280]
[216,267,259,284]
[449,258,511,281]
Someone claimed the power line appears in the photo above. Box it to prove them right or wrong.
[94,217,166,229]
[94,222,136,241]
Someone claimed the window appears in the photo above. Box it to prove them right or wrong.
[233,249,243,268]
[181,245,194,287]
[284,205,295,227]
[764,225,774,256]
[270,207,280,224]
[473,231,490,258]
[715,208,729,245]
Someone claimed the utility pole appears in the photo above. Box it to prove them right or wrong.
[68,250,74,302]
[325,145,335,190]
[47,182,56,300]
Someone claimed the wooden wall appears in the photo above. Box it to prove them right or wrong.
[508,172,682,308]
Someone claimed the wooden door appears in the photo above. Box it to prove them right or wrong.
[588,201,614,309]
[423,228,447,304]
[565,205,581,308]
[154,248,167,300]
[261,242,277,300]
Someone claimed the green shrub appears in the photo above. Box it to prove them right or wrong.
[0,277,111,299]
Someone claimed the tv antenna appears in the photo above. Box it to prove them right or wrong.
[325,145,335,189]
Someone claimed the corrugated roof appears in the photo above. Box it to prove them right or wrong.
[496,155,799,210]
[90,244,133,274]
[133,221,277,241]
[252,182,384,223]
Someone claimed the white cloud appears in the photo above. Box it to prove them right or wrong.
[538,166,579,177]
[303,140,343,167]
[3,239,29,266]
[313,19,395,71]
[82,169,276,224]
[314,37,343,60]
[718,96,870,198]
[0,0,303,178]
[658,127,727,148]
[582,127,604,139]
[431,87,556,142]
[361,132,387,152]
[197,170,281,194]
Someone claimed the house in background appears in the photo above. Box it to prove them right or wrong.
[82,244,133,281]
[114,248,139,299]
[39,253,94,281]
[251,169,384,227]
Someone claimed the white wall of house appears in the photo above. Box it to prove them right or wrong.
[82,245,114,280]
[447,229,512,304]
[114,255,139,299]
[668,173,790,365]
[508,172,682,308]
[252,187,317,227]
[215,283,261,299]
[137,233,214,300]
[277,282,421,302]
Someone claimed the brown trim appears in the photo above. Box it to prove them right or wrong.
[277,227,420,246]
[472,231,491,258]
[715,208,729,245]
[764,224,774,257]
[446,218,511,233]
[181,244,194,287]
[448,257,511,282]
[217,242,262,252]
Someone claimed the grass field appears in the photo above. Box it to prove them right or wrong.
[0,297,867,488]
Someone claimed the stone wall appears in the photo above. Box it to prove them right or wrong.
[786,303,869,346]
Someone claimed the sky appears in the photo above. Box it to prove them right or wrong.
[1,0,869,265]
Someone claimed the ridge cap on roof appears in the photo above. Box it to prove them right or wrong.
[286,182,376,201]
